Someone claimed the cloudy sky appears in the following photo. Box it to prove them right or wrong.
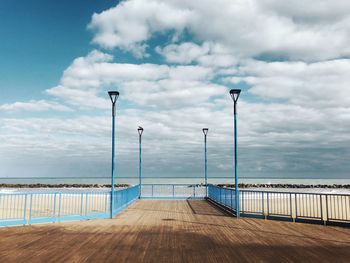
[1,0,350,181]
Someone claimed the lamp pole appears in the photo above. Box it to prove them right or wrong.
[138,126,144,198]
[108,91,119,219]
[202,128,208,197]
[229,89,241,218]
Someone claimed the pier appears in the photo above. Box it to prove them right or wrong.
[1,200,350,262]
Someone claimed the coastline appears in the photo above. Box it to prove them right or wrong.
[220,183,350,189]
[0,183,129,189]
[0,183,349,189]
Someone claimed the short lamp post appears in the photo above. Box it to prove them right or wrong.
[108,91,119,219]
[229,89,241,218]
[202,128,208,197]
[138,126,144,198]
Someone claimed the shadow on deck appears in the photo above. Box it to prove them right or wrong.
[0,200,349,263]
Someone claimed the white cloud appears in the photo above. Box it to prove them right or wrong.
[226,59,350,108]
[88,0,194,57]
[258,0,350,23]
[2,1,350,179]
[46,50,222,109]
[0,100,72,112]
[156,42,238,67]
[156,42,210,64]
[89,0,350,61]
[3,51,350,178]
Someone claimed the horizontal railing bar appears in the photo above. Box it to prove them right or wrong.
[0,185,140,227]
[207,185,350,226]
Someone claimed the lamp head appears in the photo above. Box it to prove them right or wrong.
[202,128,209,135]
[108,91,119,104]
[138,126,144,136]
[229,89,241,103]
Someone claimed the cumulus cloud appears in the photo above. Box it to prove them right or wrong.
[0,100,72,112]
[46,50,222,109]
[89,0,350,61]
[226,59,350,108]
[258,0,350,23]
[88,0,193,57]
[2,0,350,179]
[156,42,238,67]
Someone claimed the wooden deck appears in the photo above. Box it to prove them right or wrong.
[0,200,349,263]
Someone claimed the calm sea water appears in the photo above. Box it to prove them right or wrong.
[1,177,349,185]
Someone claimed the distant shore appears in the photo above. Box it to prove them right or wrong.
[0,183,349,189]
[0,183,129,188]
[220,183,350,189]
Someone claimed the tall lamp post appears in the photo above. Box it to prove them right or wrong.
[108,90,119,219]
[229,89,241,218]
[202,128,208,197]
[138,126,144,198]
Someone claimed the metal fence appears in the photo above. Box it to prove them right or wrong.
[208,185,350,226]
[0,185,139,227]
[141,184,206,199]
[208,184,237,212]
[2,183,348,227]
[112,185,139,214]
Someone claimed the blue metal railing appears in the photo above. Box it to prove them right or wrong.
[2,183,348,227]
[208,184,237,214]
[208,185,350,226]
[112,185,139,215]
[141,184,206,199]
[0,185,139,227]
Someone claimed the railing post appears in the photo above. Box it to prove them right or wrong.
[325,194,329,225]
[289,193,292,220]
[193,185,196,199]
[53,193,57,223]
[262,192,265,217]
[85,193,89,216]
[172,185,175,198]
[29,194,33,225]
[266,192,269,217]
[105,193,108,213]
[320,194,324,224]
[110,191,113,218]
[295,193,298,220]
[80,193,84,218]
[23,194,28,225]
[152,185,154,198]
[58,193,62,222]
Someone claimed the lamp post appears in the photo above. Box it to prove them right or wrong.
[229,89,241,218]
[202,128,208,197]
[108,90,119,219]
[138,126,144,198]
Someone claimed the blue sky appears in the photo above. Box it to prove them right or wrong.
[1,0,350,182]
[0,0,119,102]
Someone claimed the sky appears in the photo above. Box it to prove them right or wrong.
[1,0,350,181]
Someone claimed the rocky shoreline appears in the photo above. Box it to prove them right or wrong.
[0,183,130,188]
[218,183,350,189]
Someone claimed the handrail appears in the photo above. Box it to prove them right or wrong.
[140,184,206,199]
[1,184,348,227]
[0,185,139,227]
[210,184,350,196]
[207,184,350,226]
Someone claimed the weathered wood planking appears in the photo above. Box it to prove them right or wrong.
[0,200,349,263]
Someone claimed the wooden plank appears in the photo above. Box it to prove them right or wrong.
[0,200,349,262]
